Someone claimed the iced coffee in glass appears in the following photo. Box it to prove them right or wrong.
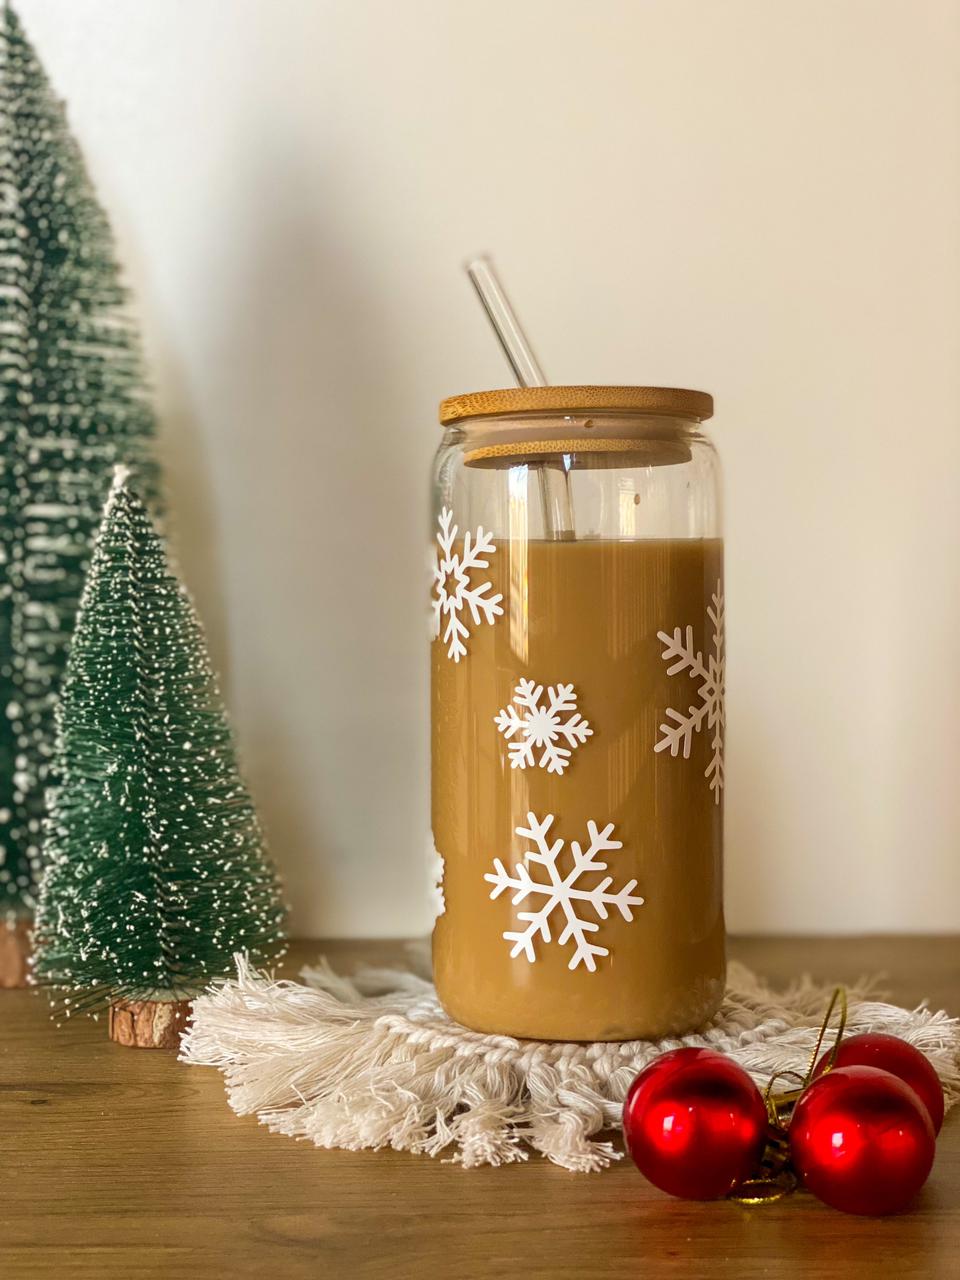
[431,387,724,1041]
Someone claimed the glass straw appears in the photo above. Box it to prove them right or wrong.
[465,255,575,540]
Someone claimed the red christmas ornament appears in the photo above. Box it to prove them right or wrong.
[623,1047,768,1200]
[812,1033,944,1133]
[791,1065,936,1215]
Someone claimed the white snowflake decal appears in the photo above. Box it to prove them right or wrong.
[484,812,644,973]
[494,679,592,775]
[654,580,725,803]
[427,835,445,922]
[431,506,503,662]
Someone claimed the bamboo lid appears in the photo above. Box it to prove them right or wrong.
[439,385,713,426]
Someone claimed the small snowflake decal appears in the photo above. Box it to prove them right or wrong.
[494,679,592,775]
[654,580,725,803]
[484,812,644,973]
[431,506,503,662]
[427,836,445,922]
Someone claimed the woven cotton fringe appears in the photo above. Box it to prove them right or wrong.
[180,954,960,1173]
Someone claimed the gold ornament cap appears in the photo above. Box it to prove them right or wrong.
[438,385,713,426]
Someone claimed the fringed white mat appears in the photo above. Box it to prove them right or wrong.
[180,954,960,1173]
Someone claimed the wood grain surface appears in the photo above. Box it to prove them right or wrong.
[1,936,957,1280]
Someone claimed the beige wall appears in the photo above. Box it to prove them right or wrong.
[21,0,960,935]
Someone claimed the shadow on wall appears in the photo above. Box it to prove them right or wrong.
[724,695,782,936]
[154,353,232,687]
[192,146,426,936]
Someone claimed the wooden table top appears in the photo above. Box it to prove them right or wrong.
[2,936,958,1280]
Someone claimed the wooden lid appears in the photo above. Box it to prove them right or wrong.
[439,385,713,426]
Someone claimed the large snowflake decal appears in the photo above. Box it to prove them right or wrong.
[494,679,592,775]
[484,812,644,973]
[431,506,503,662]
[654,580,725,803]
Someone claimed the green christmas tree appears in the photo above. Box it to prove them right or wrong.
[32,470,285,1022]
[0,3,161,940]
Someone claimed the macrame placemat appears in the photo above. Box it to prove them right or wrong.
[181,954,960,1173]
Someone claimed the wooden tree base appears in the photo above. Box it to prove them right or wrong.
[108,998,192,1049]
[0,919,32,989]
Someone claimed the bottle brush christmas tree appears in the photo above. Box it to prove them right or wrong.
[32,469,285,1047]
[0,3,161,984]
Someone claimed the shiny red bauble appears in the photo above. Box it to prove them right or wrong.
[623,1047,768,1199]
[791,1065,936,1215]
[812,1033,944,1133]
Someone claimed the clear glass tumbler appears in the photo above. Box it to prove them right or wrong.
[430,386,724,1041]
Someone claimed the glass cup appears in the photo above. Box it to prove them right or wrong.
[430,386,724,1041]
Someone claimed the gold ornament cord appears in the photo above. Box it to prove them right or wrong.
[729,987,848,1206]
